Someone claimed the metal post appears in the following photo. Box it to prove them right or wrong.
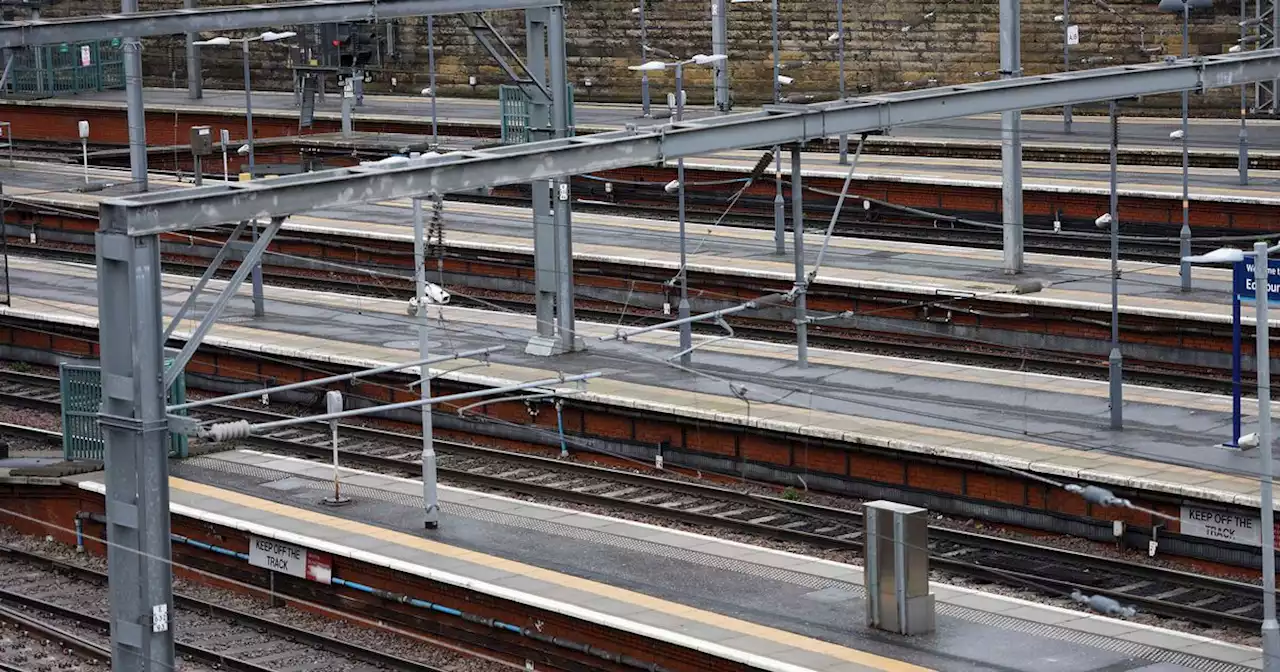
[428,16,438,147]
[122,0,147,191]
[791,145,807,368]
[837,0,848,164]
[1108,100,1123,430]
[771,0,784,255]
[639,2,650,117]
[193,156,202,187]
[341,78,354,137]
[711,0,729,113]
[524,10,557,352]
[1232,291,1243,447]
[999,0,1023,274]
[241,39,255,175]
[549,6,577,352]
[676,63,692,366]
[1253,241,1280,672]
[1063,0,1072,133]
[414,198,440,529]
[1180,5,1192,292]
[97,218,175,672]
[184,0,201,100]
[250,220,264,317]
[773,148,785,255]
[1240,0,1250,186]
[322,390,349,506]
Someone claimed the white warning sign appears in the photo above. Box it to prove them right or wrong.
[1180,506,1261,547]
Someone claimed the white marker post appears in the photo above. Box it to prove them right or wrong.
[322,390,350,506]
[77,120,89,184]
[220,128,230,182]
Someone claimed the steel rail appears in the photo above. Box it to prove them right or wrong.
[0,544,453,672]
[0,369,1264,629]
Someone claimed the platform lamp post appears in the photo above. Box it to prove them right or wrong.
[1184,243,1280,672]
[1095,99,1122,431]
[829,0,849,162]
[194,31,294,319]
[631,6,651,117]
[1157,0,1211,292]
[192,31,296,179]
[1053,9,1073,134]
[629,53,728,367]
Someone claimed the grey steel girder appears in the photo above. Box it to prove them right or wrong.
[0,0,559,48]
[105,50,1280,235]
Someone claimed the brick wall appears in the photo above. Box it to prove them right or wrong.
[44,0,1250,115]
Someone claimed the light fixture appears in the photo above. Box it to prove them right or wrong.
[420,87,433,95]
[828,31,840,42]
[260,30,296,42]
[691,53,727,65]
[236,144,250,155]
[1169,129,1184,140]
[630,6,640,12]
[193,36,231,46]
[1054,14,1064,21]
[629,60,668,71]
[1182,247,1246,264]
[664,179,679,193]
[1094,213,1112,228]
[776,74,794,85]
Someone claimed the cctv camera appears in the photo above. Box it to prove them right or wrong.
[664,179,680,194]
[1094,213,1112,228]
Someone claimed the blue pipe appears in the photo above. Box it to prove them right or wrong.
[85,514,669,671]
[74,517,83,552]
[555,402,568,459]
[171,533,250,561]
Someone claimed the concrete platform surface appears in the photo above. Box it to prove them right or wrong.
[0,162,1252,333]
[6,254,1278,514]
[64,449,1264,671]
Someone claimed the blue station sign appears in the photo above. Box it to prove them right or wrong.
[1233,258,1280,304]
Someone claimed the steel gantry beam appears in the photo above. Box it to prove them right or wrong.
[104,51,1280,235]
[0,0,558,48]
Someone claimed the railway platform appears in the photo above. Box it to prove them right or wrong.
[3,253,1279,546]
[8,87,1280,158]
[0,161,1254,329]
[53,448,1266,671]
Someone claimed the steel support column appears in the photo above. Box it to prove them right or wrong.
[791,145,807,368]
[524,9,557,353]
[96,220,174,672]
[185,0,201,99]
[1108,100,1123,430]
[711,0,729,112]
[999,0,1023,274]
[413,198,440,528]
[122,0,147,191]
[548,5,578,352]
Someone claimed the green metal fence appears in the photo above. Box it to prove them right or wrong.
[59,361,188,461]
[498,84,575,145]
[7,39,125,98]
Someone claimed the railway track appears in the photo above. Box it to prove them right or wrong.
[0,543,456,672]
[0,598,109,672]
[0,369,1265,632]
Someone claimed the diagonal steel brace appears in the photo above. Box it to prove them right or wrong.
[162,220,248,342]
[461,12,550,101]
[163,217,282,389]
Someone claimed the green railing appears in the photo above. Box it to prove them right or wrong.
[8,39,125,98]
[60,360,188,461]
[498,84,575,145]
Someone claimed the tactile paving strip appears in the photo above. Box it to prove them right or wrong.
[174,456,1257,672]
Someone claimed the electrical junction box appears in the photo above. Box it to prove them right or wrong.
[189,126,213,156]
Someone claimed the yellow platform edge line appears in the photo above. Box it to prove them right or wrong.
[167,477,931,672]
